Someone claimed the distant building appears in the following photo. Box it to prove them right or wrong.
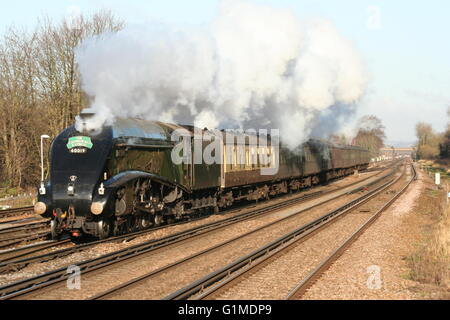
[379,147,415,158]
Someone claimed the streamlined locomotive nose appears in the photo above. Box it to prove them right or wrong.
[38,124,113,237]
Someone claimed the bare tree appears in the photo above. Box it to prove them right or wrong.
[329,133,349,145]
[0,28,41,187]
[415,122,441,159]
[352,115,386,158]
[0,10,124,189]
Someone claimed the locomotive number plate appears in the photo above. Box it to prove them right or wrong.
[69,147,87,154]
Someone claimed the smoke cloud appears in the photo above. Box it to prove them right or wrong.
[75,0,367,149]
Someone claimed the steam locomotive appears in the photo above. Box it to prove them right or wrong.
[35,110,370,239]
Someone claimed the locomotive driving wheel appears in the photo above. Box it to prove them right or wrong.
[97,219,111,239]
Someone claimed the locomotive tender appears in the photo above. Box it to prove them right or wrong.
[35,111,370,239]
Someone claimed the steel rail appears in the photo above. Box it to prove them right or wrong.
[0,206,34,219]
[163,164,405,300]
[0,232,51,251]
[0,240,71,264]
[0,221,49,237]
[0,188,339,299]
[0,166,388,273]
[0,188,324,275]
[0,166,397,299]
[87,169,398,300]
[284,163,416,300]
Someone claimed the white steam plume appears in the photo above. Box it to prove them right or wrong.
[75,0,367,149]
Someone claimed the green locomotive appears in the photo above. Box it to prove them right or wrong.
[35,111,370,239]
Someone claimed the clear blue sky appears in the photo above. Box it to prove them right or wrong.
[1,0,449,145]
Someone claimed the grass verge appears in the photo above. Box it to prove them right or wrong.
[406,182,450,297]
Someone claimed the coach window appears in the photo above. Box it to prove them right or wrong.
[238,145,244,170]
[223,146,228,171]
[263,147,268,167]
[225,146,230,172]
[233,146,237,171]
[234,145,239,170]
[256,147,260,168]
[250,146,255,168]
[256,148,260,168]
[245,147,250,169]
[223,146,228,172]
[230,146,234,171]
[260,147,266,167]
[260,147,264,168]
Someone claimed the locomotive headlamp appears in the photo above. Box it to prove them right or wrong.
[39,182,46,195]
[34,202,47,215]
[98,183,105,195]
[67,183,75,196]
[91,202,104,215]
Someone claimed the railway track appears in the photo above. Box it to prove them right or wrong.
[0,221,49,239]
[0,206,49,251]
[90,166,402,300]
[0,233,51,251]
[364,160,397,173]
[0,190,323,273]
[0,220,51,251]
[0,240,71,265]
[0,206,34,219]
[86,167,399,300]
[0,165,398,299]
[0,167,387,273]
[285,163,417,300]
[163,163,414,300]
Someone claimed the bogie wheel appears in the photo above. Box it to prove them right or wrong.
[134,216,147,231]
[119,216,134,234]
[127,216,138,233]
[113,218,126,236]
[141,215,152,229]
[154,214,163,226]
[166,216,175,225]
